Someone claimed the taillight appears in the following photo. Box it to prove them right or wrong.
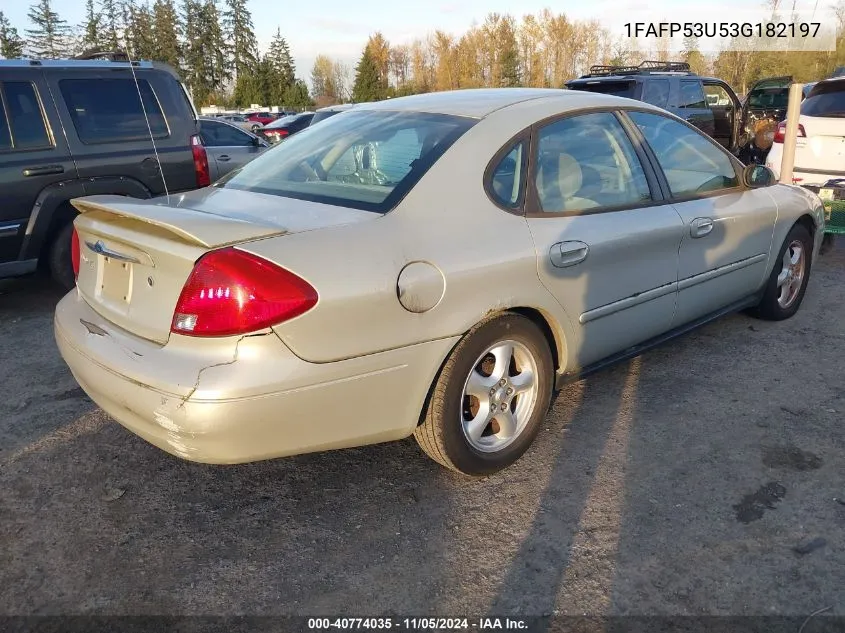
[191,134,211,187]
[171,248,318,337]
[71,226,80,279]
[773,121,806,143]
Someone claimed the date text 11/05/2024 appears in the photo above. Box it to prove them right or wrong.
[307,617,529,630]
[624,22,822,38]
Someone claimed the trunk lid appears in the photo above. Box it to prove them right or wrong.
[71,188,377,344]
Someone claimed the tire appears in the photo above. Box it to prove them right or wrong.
[751,223,813,321]
[414,313,554,476]
[48,221,76,291]
[251,124,260,132]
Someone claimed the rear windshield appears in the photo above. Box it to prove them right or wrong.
[218,110,475,213]
[310,110,341,125]
[802,82,845,117]
[568,80,638,99]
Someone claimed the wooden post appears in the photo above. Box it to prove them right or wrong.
[779,83,804,184]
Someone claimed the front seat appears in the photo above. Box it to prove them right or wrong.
[536,152,600,212]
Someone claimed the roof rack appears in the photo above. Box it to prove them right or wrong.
[581,60,692,78]
[73,49,133,63]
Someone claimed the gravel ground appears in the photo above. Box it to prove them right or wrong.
[1,239,844,623]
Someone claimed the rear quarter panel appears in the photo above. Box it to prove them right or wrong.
[763,184,825,277]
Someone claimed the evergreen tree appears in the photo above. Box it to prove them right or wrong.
[26,0,72,58]
[500,46,521,87]
[282,79,312,108]
[352,46,387,102]
[99,0,121,50]
[151,0,180,69]
[181,0,227,106]
[0,11,26,58]
[79,0,103,52]
[267,28,295,92]
[222,0,257,79]
[125,1,155,59]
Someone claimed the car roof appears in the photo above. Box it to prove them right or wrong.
[316,103,358,113]
[353,88,633,118]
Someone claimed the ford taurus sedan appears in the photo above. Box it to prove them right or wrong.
[55,88,826,476]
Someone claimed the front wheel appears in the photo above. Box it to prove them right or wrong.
[414,314,554,476]
[750,223,813,321]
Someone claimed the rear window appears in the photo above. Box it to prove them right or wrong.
[0,81,51,151]
[59,78,169,144]
[568,80,638,99]
[802,82,845,117]
[310,110,341,126]
[218,110,475,213]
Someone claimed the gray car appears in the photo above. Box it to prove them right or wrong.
[198,117,269,181]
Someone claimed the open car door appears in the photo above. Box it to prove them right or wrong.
[740,75,792,143]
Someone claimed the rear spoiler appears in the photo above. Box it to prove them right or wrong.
[71,195,286,248]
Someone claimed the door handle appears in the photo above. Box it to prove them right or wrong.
[690,217,714,238]
[217,155,231,162]
[550,241,589,268]
[22,165,64,177]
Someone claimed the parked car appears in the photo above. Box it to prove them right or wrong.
[257,112,315,143]
[56,88,825,476]
[198,117,269,180]
[766,77,845,187]
[245,112,277,130]
[0,52,207,290]
[566,61,791,155]
[309,103,357,127]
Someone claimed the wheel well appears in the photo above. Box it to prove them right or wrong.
[508,307,563,374]
[38,201,78,263]
[795,213,816,239]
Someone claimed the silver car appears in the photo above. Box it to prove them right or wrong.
[56,89,825,476]
[198,117,269,181]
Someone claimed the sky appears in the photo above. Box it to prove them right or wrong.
[2,0,835,79]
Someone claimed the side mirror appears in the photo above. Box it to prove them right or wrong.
[743,163,776,188]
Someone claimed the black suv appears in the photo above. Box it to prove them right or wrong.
[0,52,207,289]
[566,61,791,155]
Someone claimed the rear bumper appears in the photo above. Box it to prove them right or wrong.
[54,291,457,464]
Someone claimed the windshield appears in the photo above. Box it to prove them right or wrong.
[218,110,475,213]
[747,81,790,109]
[802,82,845,117]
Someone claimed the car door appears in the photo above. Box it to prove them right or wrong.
[741,76,792,135]
[199,120,265,180]
[0,69,77,269]
[523,110,686,369]
[702,79,742,151]
[625,110,778,328]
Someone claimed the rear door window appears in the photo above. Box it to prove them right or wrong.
[802,82,845,117]
[59,78,169,144]
[2,81,51,150]
[642,79,670,108]
[679,81,707,109]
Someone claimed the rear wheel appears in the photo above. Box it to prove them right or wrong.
[414,314,554,476]
[751,223,813,321]
[48,221,76,291]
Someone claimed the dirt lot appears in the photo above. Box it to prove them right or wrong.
[1,240,844,623]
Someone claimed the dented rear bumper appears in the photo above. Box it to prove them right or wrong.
[54,290,456,464]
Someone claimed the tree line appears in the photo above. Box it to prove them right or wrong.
[3,1,845,109]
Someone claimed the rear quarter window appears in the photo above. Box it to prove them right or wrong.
[59,78,169,144]
[568,80,638,99]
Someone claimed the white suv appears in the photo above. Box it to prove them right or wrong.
[767,77,845,187]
